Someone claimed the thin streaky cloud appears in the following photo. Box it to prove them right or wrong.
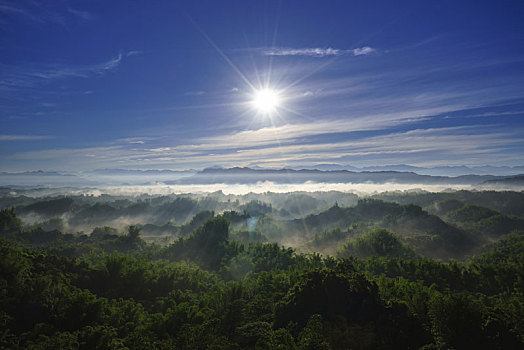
[264,46,375,57]
[0,53,124,90]
[126,50,142,57]
[0,134,54,141]
[265,47,341,57]
[115,137,156,144]
[0,3,42,24]
[0,1,66,26]
[67,8,93,20]
[10,125,521,170]
[184,90,206,96]
[189,105,464,150]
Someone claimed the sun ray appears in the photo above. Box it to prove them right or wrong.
[278,105,317,123]
[280,56,340,93]
[242,31,263,89]
[145,102,247,113]
[185,13,257,91]
[266,1,282,89]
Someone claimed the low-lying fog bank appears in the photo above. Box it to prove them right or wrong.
[2,181,522,199]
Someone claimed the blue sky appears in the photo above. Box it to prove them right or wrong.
[1,0,523,172]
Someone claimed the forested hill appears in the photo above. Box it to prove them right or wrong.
[1,206,523,349]
[3,190,524,261]
[288,199,522,260]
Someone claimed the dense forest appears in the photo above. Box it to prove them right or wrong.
[1,189,523,348]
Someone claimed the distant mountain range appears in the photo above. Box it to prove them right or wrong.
[284,164,524,176]
[84,169,196,176]
[483,175,524,186]
[0,169,196,187]
[172,167,519,186]
[1,167,523,188]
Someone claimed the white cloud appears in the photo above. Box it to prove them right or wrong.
[116,137,155,144]
[97,53,122,73]
[7,126,521,171]
[264,46,376,57]
[265,47,341,57]
[352,46,375,56]
[126,50,142,57]
[146,147,172,152]
[184,105,458,151]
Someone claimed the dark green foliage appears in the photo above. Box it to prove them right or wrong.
[72,203,119,222]
[474,214,524,236]
[426,292,522,349]
[279,194,321,218]
[374,190,524,217]
[274,268,381,329]
[179,210,215,236]
[26,217,67,232]
[431,198,464,216]
[338,229,418,259]
[0,199,523,349]
[313,227,348,247]
[441,202,524,237]
[297,314,330,350]
[90,226,118,239]
[247,243,297,273]
[221,210,250,224]
[165,217,231,270]
[17,197,75,216]
[126,225,141,242]
[0,208,23,236]
[472,231,524,265]
[450,204,499,222]
[274,268,428,349]
[296,199,475,259]
[240,200,273,217]
[231,230,268,245]
[139,221,177,236]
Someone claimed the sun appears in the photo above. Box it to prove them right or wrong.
[252,89,280,114]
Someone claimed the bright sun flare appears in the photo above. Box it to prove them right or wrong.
[252,89,280,114]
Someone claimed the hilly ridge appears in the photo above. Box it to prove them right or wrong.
[173,167,512,185]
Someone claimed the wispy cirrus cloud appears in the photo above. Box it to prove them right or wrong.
[67,8,93,21]
[0,134,54,141]
[8,124,522,170]
[115,137,156,145]
[0,1,66,26]
[126,50,142,57]
[186,105,457,151]
[264,46,376,57]
[184,90,207,96]
[0,1,93,26]
[0,53,124,90]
